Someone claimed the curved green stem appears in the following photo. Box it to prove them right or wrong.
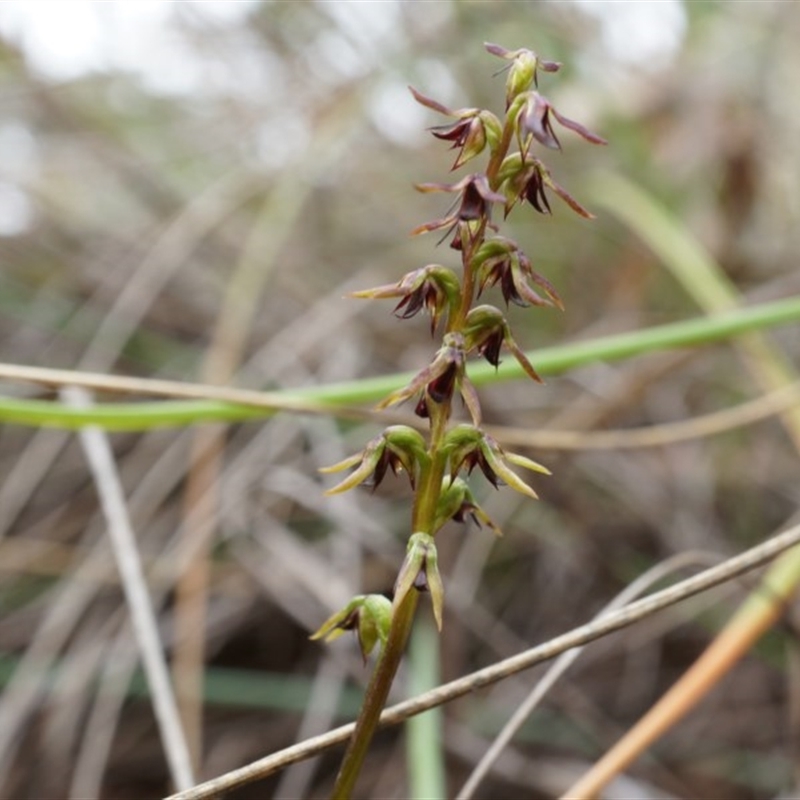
[3,296,800,431]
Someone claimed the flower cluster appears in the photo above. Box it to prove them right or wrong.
[313,43,603,660]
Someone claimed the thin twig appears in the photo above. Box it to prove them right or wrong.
[455,551,723,800]
[486,380,800,450]
[0,362,328,411]
[63,387,195,791]
[561,514,800,799]
[165,521,800,800]
[5,293,800,427]
[4,362,800,457]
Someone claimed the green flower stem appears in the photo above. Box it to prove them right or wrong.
[3,296,800,431]
[485,103,517,187]
[412,449,449,534]
[412,400,450,531]
[331,589,419,799]
[332,401,451,797]
[331,96,523,797]
[449,222,484,332]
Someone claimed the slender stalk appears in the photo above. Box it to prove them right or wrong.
[485,105,516,183]
[4,294,800,431]
[449,222,484,332]
[63,388,194,791]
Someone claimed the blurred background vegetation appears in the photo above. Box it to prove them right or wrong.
[1,2,800,798]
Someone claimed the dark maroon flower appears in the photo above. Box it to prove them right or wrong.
[460,444,501,488]
[517,92,607,154]
[430,116,486,169]
[412,173,505,244]
[443,425,549,500]
[474,238,563,309]
[351,265,461,334]
[409,86,501,170]
[479,329,503,368]
[427,358,458,404]
[501,157,594,219]
[321,426,428,494]
[523,164,552,213]
[376,332,482,425]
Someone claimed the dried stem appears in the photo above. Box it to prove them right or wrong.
[62,387,194,791]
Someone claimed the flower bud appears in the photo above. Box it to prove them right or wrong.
[433,476,502,536]
[506,50,538,109]
[310,594,393,663]
[393,532,444,630]
[463,304,542,383]
[473,237,563,309]
[484,43,559,108]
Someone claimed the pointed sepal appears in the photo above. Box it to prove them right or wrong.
[394,532,444,631]
[320,426,428,494]
[443,424,550,500]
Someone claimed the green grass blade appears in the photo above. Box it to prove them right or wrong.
[407,618,446,800]
[2,295,800,430]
